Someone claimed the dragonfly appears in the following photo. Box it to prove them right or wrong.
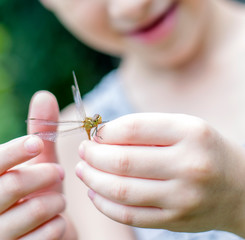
[26,72,103,142]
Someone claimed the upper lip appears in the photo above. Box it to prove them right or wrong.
[128,1,178,35]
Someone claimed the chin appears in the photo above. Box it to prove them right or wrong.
[142,50,199,70]
[164,47,202,69]
[147,31,206,70]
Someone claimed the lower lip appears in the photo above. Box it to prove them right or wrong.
[128,2,178,44]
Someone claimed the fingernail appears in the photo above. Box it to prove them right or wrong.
[88,189,96,201]
[75,161,84,179]
[53,164,65,180]
[79,143,85,159]
[24,135,42,155]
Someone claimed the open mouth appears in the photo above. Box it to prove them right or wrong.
[128,1,179,43]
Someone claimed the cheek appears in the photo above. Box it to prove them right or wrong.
[180,0,210,34]
[152,2,209,67]
[130,10,207,68]
[77,3,107,40]
[76,3,124,55]
[177,0,209,36]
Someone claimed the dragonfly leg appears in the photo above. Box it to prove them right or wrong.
[92,125,106,140]
[91,127,101,139]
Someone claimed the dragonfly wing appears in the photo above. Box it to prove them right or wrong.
[34,131,58,142]
[34,126,83,142]
[26,118,83,127]
[72,72,86,120]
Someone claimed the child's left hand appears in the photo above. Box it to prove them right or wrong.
[76,113,245,237]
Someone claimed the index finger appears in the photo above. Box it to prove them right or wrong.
[95,113,191,146]
[0,135,43,175]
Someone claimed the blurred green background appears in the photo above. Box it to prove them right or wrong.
[0,1,116,143]
[0,0,244,143]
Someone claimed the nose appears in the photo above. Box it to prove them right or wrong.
[108,0,152,23]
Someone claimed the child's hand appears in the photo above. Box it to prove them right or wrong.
[76,113,245,236]
[0,91,67,239]
[0,135,65,239]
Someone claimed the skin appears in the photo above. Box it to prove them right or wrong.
[53,0,245,238]
[77,114,245,236]
[40,0,212,67]
[2,0,245,239]
[43,0,245,238]
[0,91,71,240]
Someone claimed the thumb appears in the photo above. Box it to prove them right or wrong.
[27,91,59,164]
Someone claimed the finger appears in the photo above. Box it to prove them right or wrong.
[0,192,66,239]
[88,191,176,229]
[19,216,66,240]
[80,140,181,179]
[40,0,70,11]
[95,113,197,146]
[0,135,43,175]
[76,160,177,208]
[0,163,64,213]
[27,91,59,164]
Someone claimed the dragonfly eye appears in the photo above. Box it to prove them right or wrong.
[98,115,102,124]
[92,114,99,121]
[92,114,102,124]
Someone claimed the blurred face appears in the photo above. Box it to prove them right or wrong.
[44,0,212,68]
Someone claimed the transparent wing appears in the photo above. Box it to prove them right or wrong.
[26,118,83,127]
[34,126,83,142]
[72,71,86,120]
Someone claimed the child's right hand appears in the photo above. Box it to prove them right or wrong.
[0,90,68,240]
[0,135,66,239]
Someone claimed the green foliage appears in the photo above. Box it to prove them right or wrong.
[0,1,114,143]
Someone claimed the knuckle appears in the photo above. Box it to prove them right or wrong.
[3,150,14,162]
[4,147,18,161]
[119,207,134,225]
[172,185,203,221]
[187,156,214,182]
[45,217,66,240]
[47,164,62,182]
[111,182,129,202]
[0,150,17,174]
[190,119,212,144]
[57,195,66,211]
[45,228,62,240]
[115,151,130,175]
[182,191,203,215]
[29,198,48,222]
[122,118,139,142]
[187,157,207,176]
[171,210,195,226]
[3,172,23,199]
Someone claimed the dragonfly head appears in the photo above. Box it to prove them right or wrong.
[92,114,102,124]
